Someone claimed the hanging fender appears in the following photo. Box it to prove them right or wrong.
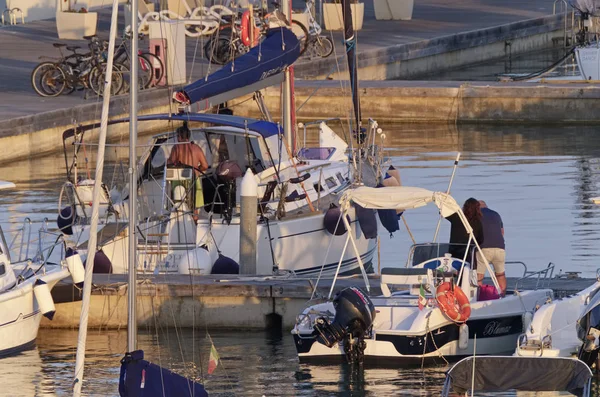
[240,10,260,47]
[34,280,56,321]
[436,282,471,323]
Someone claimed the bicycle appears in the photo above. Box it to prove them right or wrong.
[299,0,334,58]
[31,36,124,97]
[204,4,309,65]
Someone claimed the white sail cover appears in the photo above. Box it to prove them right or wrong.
[340,186,461,216]
[570,0,600,15]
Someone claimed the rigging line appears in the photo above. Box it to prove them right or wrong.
[150,296,167,397]
[179,207,196,397]
[189,25,203,84]
[296,37,353,117]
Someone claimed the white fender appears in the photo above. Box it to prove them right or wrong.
[65,254,85,285]
[177,248,213,275]
[522,311,534,333]
[34,280,56,320]
[459,323,469,350]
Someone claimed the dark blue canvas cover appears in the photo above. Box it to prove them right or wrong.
[180,28,300,105]
[119,350,208,397]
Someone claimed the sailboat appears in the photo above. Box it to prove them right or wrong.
[54,2,380,277]
[71,1,207,396]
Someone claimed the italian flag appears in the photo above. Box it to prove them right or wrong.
[208,342,220,375]
[418,285,427,310]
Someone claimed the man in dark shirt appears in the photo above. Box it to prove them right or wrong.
[476,200,506,295]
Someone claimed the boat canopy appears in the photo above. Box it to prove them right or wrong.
[62,113,282,141]
[569,0,600,15]
[340,186,461,216]
[443,356,592,396]
[175,27,301,107]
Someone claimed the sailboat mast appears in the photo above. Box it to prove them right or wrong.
[282,0,293,151]
[127,0,139,353]
[341,0,361,135]
[72,1,120,396]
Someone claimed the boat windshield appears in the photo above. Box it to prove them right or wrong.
[407,243,474,267]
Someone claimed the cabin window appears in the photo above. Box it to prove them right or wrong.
[325,177,337,189]
[336,172,345,184]
[0,264,5,276]
[313,183,324,193]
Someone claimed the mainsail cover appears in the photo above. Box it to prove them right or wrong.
[119,350,208,397]
[341,0,361,134]
[176,27,300,106]
[570,0,600,15]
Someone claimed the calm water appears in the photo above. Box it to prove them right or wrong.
[2,123,600,395]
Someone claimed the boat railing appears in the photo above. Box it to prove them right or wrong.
[297,118,348,153]
[8,217,66,266]
[514,262,555,292]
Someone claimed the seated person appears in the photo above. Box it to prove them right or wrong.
[168,124,209,212]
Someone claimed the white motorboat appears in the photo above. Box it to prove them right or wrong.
[292,186,553,365]
[442,355,593,397]
[0,181,81,357]
[515,274,600,358]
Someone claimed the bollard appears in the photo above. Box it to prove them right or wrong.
[239,169,257,274]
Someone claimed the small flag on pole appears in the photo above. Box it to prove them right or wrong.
[208,340,220,375]
[418,284,427,310]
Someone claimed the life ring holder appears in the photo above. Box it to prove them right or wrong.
[436,281,471,323]
[241,10,260,47]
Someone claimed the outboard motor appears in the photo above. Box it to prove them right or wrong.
[314,287,375,364]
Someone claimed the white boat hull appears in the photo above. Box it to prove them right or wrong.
[0,266,70,356]
[515,281,600,358]
[293,289,552,364]
[72,208,377,276]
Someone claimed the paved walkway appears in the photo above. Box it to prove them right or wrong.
[0,0,554,121]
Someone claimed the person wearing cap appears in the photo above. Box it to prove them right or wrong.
[476,200,506,295]
[168,124,209,210]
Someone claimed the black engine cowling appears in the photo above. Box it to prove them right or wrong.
[314,287,375,348]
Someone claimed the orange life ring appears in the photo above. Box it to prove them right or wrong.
[241,10,260,47]
[436,282,471,323]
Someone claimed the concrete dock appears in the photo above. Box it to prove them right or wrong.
[0,0,571,155]
[42,273,597,330]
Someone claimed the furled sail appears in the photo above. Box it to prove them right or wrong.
[341,0,361,135]
[174,27,300,106]
[569,0,600,15]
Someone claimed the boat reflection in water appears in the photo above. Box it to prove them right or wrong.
[0,349,44,397]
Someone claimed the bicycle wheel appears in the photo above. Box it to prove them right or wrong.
[291,20,309,55]
[315,36,334,58]
[204,36,234,65]
[31,62,63,97]
[89,63,125,97]
[141,52,164,86]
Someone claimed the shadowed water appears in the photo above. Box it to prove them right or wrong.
[1,123,600,395]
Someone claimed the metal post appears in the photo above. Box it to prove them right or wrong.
[72,1,120,395]
[128,0,139,354]
[240,169,257,274]
[433,152,461,242]
[341,213,370,293]
[282,0,293,150]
